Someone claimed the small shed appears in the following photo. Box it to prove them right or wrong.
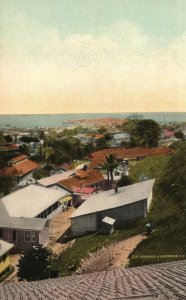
[101,216,116,235]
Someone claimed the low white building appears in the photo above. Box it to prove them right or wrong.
[71,179,155,236]
[0,184,69,250]
[110,132,130,147]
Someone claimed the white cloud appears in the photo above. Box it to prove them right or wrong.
[0,10,185,113]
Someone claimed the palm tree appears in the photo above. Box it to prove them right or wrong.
[102,152,119,189]
[41,145,54,165]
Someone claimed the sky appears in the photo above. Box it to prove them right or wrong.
[0,0,186,114]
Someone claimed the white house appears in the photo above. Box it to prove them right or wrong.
[71,179,155,236]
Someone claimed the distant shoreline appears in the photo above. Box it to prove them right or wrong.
[0,112,185,129]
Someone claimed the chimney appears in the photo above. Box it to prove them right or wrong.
[114,184,118,193]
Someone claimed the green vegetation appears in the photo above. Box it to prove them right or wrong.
[0,177,16,196]
[117,175,134,187]
[102,152,119,189]
[33,165,52,180]
[122,119,161,148]
[175,130,185,140]
[55,220,143,277]
[17,246,58,281]
[129,156,170,182]
[129,141,186,266]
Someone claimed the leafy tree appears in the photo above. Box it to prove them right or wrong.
[104,132,113,141]
[20,136,39,143]
[123,119,161,148]
[0,176,16,196]
[98,126,107,134]
[41,145,54,165]
[4,135,13,143]
[38,130,45,140]
[154,141,186,208]
[102,153,119,189]
[0,131,5,144]
[33,168,50,180]
[96,137,109,150]
[136,119,161,147]
[17,246,55,281]
[19,144,30,155]
[117,175,133,187]
[175,130,184,140]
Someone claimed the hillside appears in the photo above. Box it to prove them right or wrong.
[129,141,186,266]
[129,155,170,182]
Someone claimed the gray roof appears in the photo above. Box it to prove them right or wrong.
[37,170,75,187]
[0,200,46,231]
[72,179,155,218]
[0,216,46,231]
[102,216,116,225]
[0,240,14,257]
[0,260,185,299]
[0,184,66,218]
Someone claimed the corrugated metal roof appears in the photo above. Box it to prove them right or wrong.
[37,170,75,187]
[71,179,155,218]
[1,184,67,218]
[102,216,116,225]
[0,215,46,231]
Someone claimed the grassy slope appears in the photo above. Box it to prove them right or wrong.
[129,155,170,182]
[53,144,186,274]
[54,220,143,276]
[129,142,186,266]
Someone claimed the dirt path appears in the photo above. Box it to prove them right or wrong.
[46,207,75,256]
[77,234,146,273]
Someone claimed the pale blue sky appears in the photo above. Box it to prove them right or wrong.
[1,0,186,41]
[0,0,186,113]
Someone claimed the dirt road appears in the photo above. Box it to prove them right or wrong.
[77,234,146,273]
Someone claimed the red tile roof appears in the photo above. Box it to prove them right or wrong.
[56,163,72,171]
[58,169,104,192]
[86,133,105,140]
[76,169,88,179]
[72,186,96,194]
[0,144,19,151]
[162,129,175,139]
[89,147,174,169]
[10,155,27,163]
[0,159,38,177]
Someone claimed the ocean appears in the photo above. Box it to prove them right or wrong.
[0,113,185,129]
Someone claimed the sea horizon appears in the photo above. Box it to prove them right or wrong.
[0,112,185,129]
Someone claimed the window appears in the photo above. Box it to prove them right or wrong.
[24,231,36,242]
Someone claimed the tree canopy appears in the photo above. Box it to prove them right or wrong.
[17,246,56,281]
[102,152,119,189]
[122,119,161,148]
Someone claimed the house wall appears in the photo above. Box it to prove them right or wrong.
[97,199,147,228]
[71,199,147,236]
[71,213,96,236]
[0,228,40,251]
[0,253,10,275]
[39,222,49,245]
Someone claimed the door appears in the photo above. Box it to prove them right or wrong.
[13,230,17,244]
